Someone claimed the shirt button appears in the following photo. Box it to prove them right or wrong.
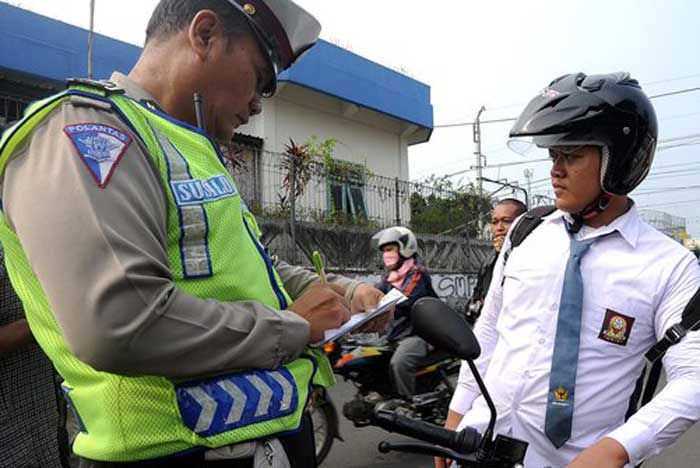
[539,338,546,345]
[551,303,558,311]
[524,371,531,378]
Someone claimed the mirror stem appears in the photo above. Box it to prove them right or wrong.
[467,360,496,456]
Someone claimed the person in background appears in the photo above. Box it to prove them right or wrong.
[373,226,439,397]
[0,245,70,468]
[466,198,527,323]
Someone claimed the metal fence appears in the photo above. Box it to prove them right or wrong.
[0,94,29,129]
[224,149,489,238]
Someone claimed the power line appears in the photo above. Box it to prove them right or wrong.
[434,117,517,129]
[638,197,700,209]
[463,72,700,119]
[649,86,700,100]
[441,157,550,179]
[644,72,700,87]
[434,85,700,129]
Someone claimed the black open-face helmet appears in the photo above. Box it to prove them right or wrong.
[510,72,658,195]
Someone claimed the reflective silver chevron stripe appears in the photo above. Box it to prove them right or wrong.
[184,387,217,433]
[151,125,211,277]
[218,380,246,425]
[247,375,273,417]
[269,371,294,412]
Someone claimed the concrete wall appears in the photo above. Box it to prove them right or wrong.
[259,219,491,309]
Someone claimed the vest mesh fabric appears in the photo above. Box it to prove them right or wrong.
[0,86,317,462]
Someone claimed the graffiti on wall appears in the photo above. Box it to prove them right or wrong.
[348,273,476,301]
[432,274,476,300]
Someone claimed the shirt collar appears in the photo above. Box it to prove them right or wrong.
[109,72,160,107]
[541,202,641,248]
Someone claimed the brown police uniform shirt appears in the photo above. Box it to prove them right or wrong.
[1,72,359,379]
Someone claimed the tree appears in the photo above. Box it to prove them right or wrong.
[410,176,491,238]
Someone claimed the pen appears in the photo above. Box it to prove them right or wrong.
[312,250,327,284]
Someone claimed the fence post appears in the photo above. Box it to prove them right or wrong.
[394,177,401,226]
[289,160,297,263]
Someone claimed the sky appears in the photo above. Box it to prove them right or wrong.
[9,0,700,234]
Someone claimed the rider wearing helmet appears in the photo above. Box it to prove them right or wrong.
[441,73,700,468]
[511,72,658,231]
[373,227,438,398]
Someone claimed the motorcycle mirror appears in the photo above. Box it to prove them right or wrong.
[411,298,481,361]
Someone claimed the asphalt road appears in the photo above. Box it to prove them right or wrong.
[323,378,700,468]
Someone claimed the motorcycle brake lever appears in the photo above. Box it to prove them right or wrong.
[378,440,477,465]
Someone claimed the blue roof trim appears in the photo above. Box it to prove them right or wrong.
[0,3,140,83]
[279,41,433,130]
[0,4,432,131]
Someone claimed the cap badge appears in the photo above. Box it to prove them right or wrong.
[243,3,256,15]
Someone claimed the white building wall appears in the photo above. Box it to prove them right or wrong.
[236,84,416,225]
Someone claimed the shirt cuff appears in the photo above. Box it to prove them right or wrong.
[326,274,362,303]
[275,310,311,365]
[449,383,478,415]
[607,419,655,466]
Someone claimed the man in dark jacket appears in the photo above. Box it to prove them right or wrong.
[466,198,526,323]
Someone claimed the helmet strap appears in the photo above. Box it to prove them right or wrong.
[568,193,612,234]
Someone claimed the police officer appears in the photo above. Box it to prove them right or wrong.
[0,1,387,467]
[466,198,526,323]
[439,73,700,468]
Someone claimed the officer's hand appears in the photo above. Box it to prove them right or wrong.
[289,284,351,343]
[434,456,449,468]
[350,283,384,313]
[566,437,629,468]
[351,283,393,333]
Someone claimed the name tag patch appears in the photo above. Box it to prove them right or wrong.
[598,309,635,346]
[64,123,131,188]
[171,175,237,206]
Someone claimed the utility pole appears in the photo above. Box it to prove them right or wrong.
[523,168,533,208]
[87,0,95,79]
[473,106,486,197]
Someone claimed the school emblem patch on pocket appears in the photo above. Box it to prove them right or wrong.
[598,309,635,346]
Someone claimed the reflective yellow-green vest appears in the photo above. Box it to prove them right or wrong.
[0,82,332,462]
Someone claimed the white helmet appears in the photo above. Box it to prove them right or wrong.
[372,227,418,258]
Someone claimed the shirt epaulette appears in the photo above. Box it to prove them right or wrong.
[66,78,125,95]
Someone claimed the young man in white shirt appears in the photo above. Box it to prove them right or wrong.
[438,73,700,468]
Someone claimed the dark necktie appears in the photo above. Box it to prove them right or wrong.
[544,234,594,448]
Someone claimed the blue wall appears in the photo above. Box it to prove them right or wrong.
[0,3,432,130]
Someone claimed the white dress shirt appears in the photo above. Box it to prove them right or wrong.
[450,205,700,467]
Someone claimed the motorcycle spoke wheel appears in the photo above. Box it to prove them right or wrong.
[310,402,334,464]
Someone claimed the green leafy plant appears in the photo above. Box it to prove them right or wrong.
[280,138,314,198]
[409,175,491,237]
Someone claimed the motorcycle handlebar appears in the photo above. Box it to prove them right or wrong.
[373,409,481,455]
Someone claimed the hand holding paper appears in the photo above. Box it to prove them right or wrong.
[312,288,407,347]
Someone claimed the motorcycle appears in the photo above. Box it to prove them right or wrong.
[371,298,529,467]
[308,329,460,464]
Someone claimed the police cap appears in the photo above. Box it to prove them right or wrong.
[226,0,321,96]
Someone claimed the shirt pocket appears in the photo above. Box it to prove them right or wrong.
[585,293,654,356]
[499,260,550,331]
